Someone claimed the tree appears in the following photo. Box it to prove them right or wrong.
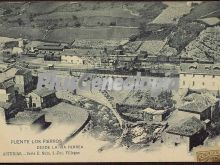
[72,15,78,21]
[74,21,81,27]
[17,18,24,26]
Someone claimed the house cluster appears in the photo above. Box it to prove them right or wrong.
[1,39,25,63]
[0,65,59,128]
[166,91,220,151]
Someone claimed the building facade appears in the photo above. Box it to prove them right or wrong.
[178,92,220,121]
[15,69,33,94]
[166,117,208,151]
[28,88,58,109]
[179,63,220,92]
[61,55,84,64]
[142,108,168,122]
[0,80,16,103]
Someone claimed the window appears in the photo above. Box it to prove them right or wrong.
[184,74,186,77]
[202,82,205,86]
[203,75,205,78]
[193,81,195,86]
[193,74,195,77]
[183,81,185,85]
[213,75,215,78]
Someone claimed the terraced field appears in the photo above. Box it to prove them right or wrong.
[152,2,192,24]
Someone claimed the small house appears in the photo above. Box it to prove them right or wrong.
[178,92,220,121]
[166,117,208,151]
[28,88,58,109]
[142,108,168,122]
[0,80,16,103]
[0,102,15,121]
[178,102,211,121]
[4,41,19,49]
[12,47,23,55]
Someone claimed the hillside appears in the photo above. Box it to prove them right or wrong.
[0,1,219,57]
[180,26,220,61]
[0,1,166,41]
[167,1,220,53]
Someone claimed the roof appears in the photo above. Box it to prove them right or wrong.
[142,108,167,115]
[166,117,205,137]
[42,42,61,46]
[0,102,13,110]
[71,39,128,49]
[180,63,220,75]
[15,68,31,75]
[0,80,14,89]
[62,48,102,57]
[8,111,45,125]
[117,56,137,62]
[183,92,217,105]
[178,102,210,114]
[32,88,56,98]
[37,45,64,51]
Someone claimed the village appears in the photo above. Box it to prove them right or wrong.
[0,32,220,152]
[0,1,220,155]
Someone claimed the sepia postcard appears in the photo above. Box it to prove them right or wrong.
[0,1,220,163]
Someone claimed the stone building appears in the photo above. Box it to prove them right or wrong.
[14,69,33,94]
[0,80,16,103]
[142,108,168,122]
[178,92,220,121]
[28,88,58,109]
[179,63,220,93]
[166,117,208,151]
[61,54,84,65]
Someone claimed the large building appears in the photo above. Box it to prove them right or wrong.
[36,43,65,54]
[61,49,99,65]
[179,63,220,92]
[61,54,84,65]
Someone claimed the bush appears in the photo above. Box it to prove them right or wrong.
[74,21,81,27]
[110,22,116,26]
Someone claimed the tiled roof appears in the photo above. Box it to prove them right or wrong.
[142,108,167,115]
[0,80,14,89]
[33,88,56,98]
[183,93,217,105]
[178,102,210,113]
[37,45,64,50]
[62,48,102,56]
[166,117,205,137]
[15,68,31,75]
[180,63,220,75]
